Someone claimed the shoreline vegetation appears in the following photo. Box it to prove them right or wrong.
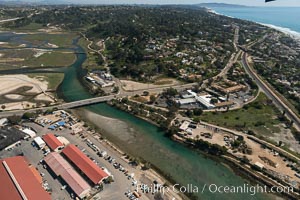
[74,109,251,200]
[72,108,189,200]
[103,98,299,200]
[75,104,288,200]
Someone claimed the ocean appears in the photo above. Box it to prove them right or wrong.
[207,6,300,38]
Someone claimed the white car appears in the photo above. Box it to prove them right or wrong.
[132,180,137,186]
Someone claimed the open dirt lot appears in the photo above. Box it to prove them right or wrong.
[0,74,54,110]
[121,78,181,91]
[187,123,300,184]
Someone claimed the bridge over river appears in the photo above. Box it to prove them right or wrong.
[0,83,197,118]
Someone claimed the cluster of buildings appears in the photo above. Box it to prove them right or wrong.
[0,112,110,200]
[33,133,110,199]
[211,79,247,95]
[85,71,115,88]
[176,90,215,109]
[175,89,235,110]
[143,36,232,82]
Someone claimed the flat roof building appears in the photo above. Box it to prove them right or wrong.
[214,101,234,108]
[0,127,26,150]
[0,118,8,127]
[21,128,36,138]
[176,98,197,105]
[62,144,109,185]
[179,121,190,131]
[0,156,51,200]
[187,90,215,109]
[44,152,90,199]
[42,133,64,152]
[33,136,46,149]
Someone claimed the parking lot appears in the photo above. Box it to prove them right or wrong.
[20,119,173,200]
[0,136,71,200]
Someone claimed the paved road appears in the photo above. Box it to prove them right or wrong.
[0,82,197,118]
[0,17,21,23]
[241,52,300,131]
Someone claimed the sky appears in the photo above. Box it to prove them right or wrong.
[59,0,300,6]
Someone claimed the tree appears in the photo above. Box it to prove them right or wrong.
[113,86,119,93]
[162,88,178,98]
[142,162,151,170]
[193,108,203,116]
[1,105,5,110]
[185,109,193,117]
[7,115,21,125]
[210,98,218,104]
[149,95,156,104]
[142,91,149,96]
[22,112,37,120]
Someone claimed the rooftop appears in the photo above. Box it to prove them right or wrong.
[62,144,109,184]
[0,156,51,200]
[42,133,64,151]
[44,152,90,198]
[0,127,26,150]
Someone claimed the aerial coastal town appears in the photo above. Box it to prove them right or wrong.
[0,2,300,200]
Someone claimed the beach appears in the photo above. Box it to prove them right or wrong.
[0,74,54,110]
[73,109,139,147]
[207,6,300,41]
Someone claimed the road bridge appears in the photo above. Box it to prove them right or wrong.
[0,83,197,118]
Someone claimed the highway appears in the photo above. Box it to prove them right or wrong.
[241,52,300,131]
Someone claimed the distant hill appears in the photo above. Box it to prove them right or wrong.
[196,3,248,8]
[0,1,248,7]
[0,0,69,5]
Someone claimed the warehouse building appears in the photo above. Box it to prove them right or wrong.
[0,127,26,150]
[21,128,37,139]
[44,152,90,199]
[42,133,64,152]
[62,144,109,185]
[33,136,46,149]
[0,156,50,200]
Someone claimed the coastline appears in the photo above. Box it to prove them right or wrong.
[207,7,300,41]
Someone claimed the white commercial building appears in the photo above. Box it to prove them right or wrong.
[187,90,215,109]
[0,118,8,127]
[176,98,197,105]
[179,121,190,131]
[33,136,46,149]
[21,128,36,138]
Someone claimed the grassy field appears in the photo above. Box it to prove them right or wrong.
[28,73,64,90]
[0,49,34,59]
[199,93,282,136]
[0,49,75,69]
[24,51,76,67]
[23,33,77,47]
[14,23,45,31]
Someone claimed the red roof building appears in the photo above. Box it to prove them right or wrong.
[0,156,51,200]
[43,133,64,152]
[44,152,90,199]
[62,144,109,185]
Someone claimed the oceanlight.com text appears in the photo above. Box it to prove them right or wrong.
[136,183,294,196]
